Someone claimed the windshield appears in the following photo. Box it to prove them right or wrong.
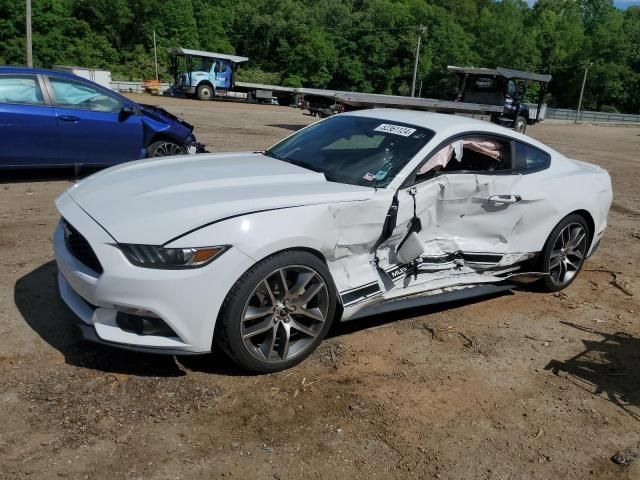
[265,115,434,188]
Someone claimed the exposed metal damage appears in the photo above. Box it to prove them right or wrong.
[319,170,546,320]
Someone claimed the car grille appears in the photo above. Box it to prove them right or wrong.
[63,219,103,274]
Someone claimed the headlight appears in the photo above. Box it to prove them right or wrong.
[120,244,228,269]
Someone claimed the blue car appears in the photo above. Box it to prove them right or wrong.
[0,66,205,168]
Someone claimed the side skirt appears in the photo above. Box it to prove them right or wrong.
[344,282,517,322]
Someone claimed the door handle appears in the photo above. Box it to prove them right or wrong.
[488,195,521,204]
[58,115,80,123]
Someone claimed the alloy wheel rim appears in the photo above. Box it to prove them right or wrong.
[548,222,587,286]
[153,143,184,157]
[241,265,329,364]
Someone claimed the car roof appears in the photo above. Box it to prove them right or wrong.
[0,65,80,80]
[0,65,133,103]
[344,108,500,132]
[342,108,557,154]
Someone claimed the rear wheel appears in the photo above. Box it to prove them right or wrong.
[216,251,337,373]
[197,83,213,101]
[538,214,589,292]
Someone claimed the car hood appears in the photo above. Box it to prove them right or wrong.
[140,103,194,132]
[63,152,374,244]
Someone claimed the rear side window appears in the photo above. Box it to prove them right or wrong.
[515,142,550,171]
[0,75,44,105]
[49,77,122,113]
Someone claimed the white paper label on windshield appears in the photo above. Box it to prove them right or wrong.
[374,123,416,137]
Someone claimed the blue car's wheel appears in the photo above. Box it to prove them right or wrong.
[147,140,186,157]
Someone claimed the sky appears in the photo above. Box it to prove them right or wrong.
[525,0,640,8]
[613,0,640,7]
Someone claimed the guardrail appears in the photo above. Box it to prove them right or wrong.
[546,108,640,124]
[111,81,171,93]
[111,81,248,99]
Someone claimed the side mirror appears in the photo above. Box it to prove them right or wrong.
[119,104,136,120]
[396,232,425,265]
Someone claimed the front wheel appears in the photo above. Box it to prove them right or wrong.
[538,214,590,292]
[513,116,527,134]
[146,140,186,157]
[197,83,213,101]
[216,251,337,373]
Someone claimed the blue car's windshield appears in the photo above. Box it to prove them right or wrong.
[265,115,434,188]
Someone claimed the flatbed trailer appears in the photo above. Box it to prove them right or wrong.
[238,71,549,134]
[300,67,551,134]
[169,48,550,134]
[235,82,503,115]
[318,91,504,115]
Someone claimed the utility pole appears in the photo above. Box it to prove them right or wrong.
[153,30,159,81]
[26,0,33,67]
[411,25,426,97]
[575,60,593,124]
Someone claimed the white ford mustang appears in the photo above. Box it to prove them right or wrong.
[54,110,612,372]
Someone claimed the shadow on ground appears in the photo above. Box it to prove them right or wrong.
[13,261,209,377]
[546,322,640,420]
[0,167,102,184]
[16,260,517,378]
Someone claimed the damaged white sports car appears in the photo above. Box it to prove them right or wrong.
[54,110,612,372]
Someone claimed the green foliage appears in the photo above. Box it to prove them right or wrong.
[0,0,638,112]
[236,67,281,85]
[599,104,620,113]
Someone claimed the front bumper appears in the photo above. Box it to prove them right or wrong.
[186,141,208,154]
[53,193,255,354]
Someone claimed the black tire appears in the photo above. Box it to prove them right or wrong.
[537,214,590,292]
[146,140,186,157]
[197,83,214,101]
[514,116,527,134]
[215,251,337,373]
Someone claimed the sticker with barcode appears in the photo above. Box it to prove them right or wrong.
[374,123,416,137]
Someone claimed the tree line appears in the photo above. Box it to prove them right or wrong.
[0,0,638,113]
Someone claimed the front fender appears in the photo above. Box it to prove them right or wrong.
[165,197,393,294]
[140,107,193,146]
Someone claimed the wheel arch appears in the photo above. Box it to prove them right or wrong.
[215,246,344,337]
[146,132,183,147]
[259,246,346,323]
[247,245,340,296]
[197,79,214,90]
[534,208,596,260]
[567,208,595,246]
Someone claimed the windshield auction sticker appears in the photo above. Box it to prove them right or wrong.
[374,124,416,137]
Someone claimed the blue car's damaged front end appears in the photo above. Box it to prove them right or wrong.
[138,103,206,156]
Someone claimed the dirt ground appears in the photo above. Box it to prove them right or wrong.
[1,95,640,480]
